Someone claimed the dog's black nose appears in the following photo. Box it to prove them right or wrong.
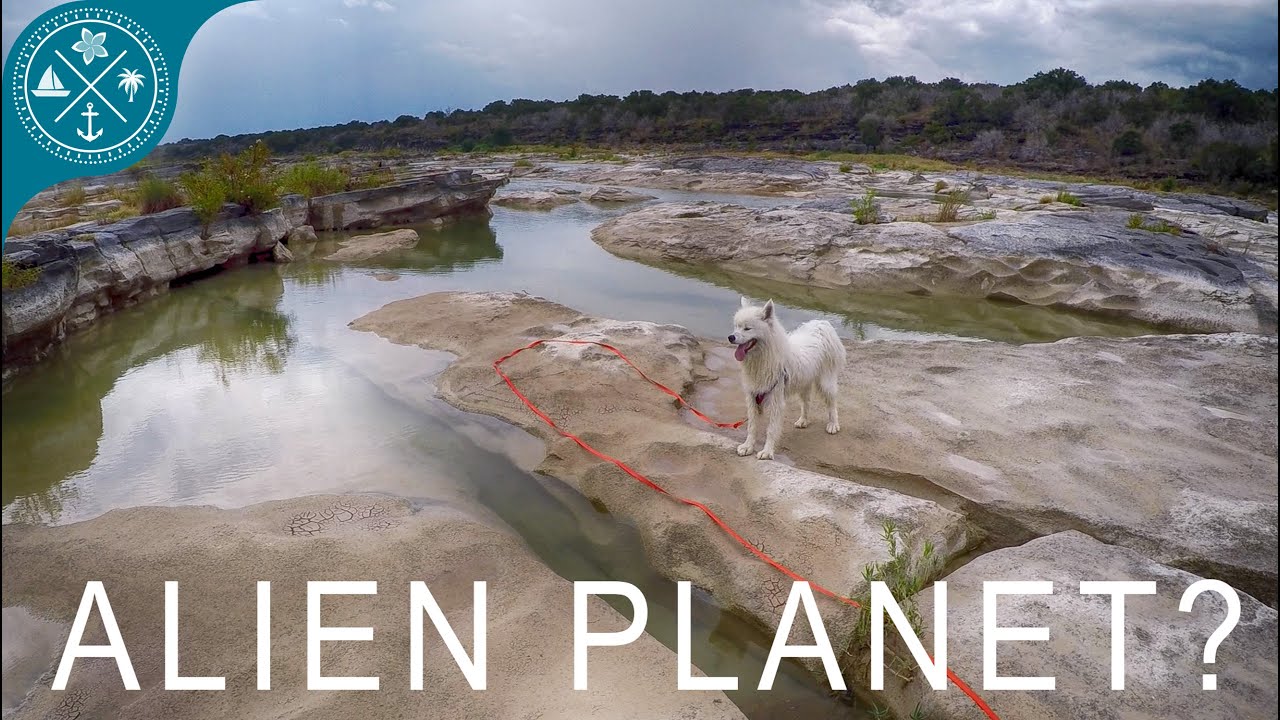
[727,334,736,343]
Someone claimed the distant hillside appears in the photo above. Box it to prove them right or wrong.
[154,69,1278,195]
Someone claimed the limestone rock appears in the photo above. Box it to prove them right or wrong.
[325,229,420,262]
[1,496,745,720]
[271,241,294,263]
[492,189,578,210]
[308,169,503,231]
[350,292,980,678]
[886,531,1278,720]
[3,206,289,370]
[581,186,657,203]
[591,202,1278,333]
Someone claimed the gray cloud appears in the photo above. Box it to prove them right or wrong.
[3,0,1275,142]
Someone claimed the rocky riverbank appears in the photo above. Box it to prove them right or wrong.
[1,494,744,720]
[591,202,1278,334]
[2,170,504,375]
[349,290,1278,716]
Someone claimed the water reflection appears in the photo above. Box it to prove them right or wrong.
[2,267,295,520]
[311,217,503,273]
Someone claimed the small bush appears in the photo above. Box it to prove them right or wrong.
[844,521,945,686]
[513,158,534,168]
[2,259,42,290]
[1126,213,1145,229]
[179,141,280,226]
[1039,195,1054,204]
[934,180,948,192]
[1055,191,1083,206]
[851,191,879,225]
[179,170,228,227]
[61,184,87,207]
[1112,129,1146,157]
[935,190,968,222]
[838,162,853,173]
[137,175,184,214]
[1156,177,1179,192]
[280,161,350,199]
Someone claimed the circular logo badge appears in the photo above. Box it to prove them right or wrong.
[10,7,170,166]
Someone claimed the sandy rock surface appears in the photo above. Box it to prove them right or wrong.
[324,228,421,261]
[1,495,745,720]
[592,202,1277,333]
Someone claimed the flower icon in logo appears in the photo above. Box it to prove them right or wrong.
[71,28,108,65]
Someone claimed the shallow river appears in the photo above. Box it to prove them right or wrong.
[1,181,1165,717]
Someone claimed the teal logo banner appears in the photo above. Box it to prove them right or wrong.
[3,0,243,248]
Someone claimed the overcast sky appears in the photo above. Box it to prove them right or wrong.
[3,0,1276,142]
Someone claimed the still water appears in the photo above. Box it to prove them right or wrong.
[1,181,1164,717]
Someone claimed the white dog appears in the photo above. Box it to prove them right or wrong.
[728,297,846,460]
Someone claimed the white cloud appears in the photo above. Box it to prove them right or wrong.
[343,0,396,11]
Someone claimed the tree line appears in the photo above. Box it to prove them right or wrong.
[154,69,1277,193]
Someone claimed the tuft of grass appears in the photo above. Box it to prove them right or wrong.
[933,179,948,192]
[61,183,87,207]
[976,209,997,220]
[1054,190,1083,206]
[842,520,946,687]
[94,206,141,224]
[1038,195,1054,204]
[935,190,969,222]
[137,175,184,214]
[513,158,534,168]
[349,167,397,189]
[851,190,879,225]
[2,259,42,290]
[838,162,853,173]
[1127,213,1182,236]
[280,161,350,199]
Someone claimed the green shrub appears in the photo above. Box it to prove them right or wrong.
[844,521,945,686]
[2,259,42,290]
[1055,190,1083,206]
[179,170,228,226]
[1112,129,1146,156]
[1126,213,1145,229]
[61,183,87,207]
[935,190,967,222]
[1039,195,1054,204]
[179,141,280,227]
[219,141,278,213]
[1156,177,1179,192]
[513,158,534,168]
[838,162,853,173]
[137,175,184,214]
[933,179,948,192]
[280,161,350,198]
[851,190,879,224]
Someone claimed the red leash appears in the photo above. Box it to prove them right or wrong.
[493,338,1000,720]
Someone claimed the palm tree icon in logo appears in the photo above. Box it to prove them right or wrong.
[117,69,145,102]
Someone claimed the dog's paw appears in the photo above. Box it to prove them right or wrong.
[825,421,841,434]
[794,417,810,429]
[736,442,755,457]
[756,448,775,460]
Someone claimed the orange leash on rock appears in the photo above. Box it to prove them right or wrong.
[493,338,1001,720]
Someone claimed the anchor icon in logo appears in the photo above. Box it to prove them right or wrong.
[78,102,103,142]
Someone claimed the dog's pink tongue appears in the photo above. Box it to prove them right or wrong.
[734,343,748,362]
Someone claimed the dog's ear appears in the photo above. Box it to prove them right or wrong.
[740,296,751,308]
[762,300,774,319]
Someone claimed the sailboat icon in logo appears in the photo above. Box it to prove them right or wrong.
[32,65,70,97]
